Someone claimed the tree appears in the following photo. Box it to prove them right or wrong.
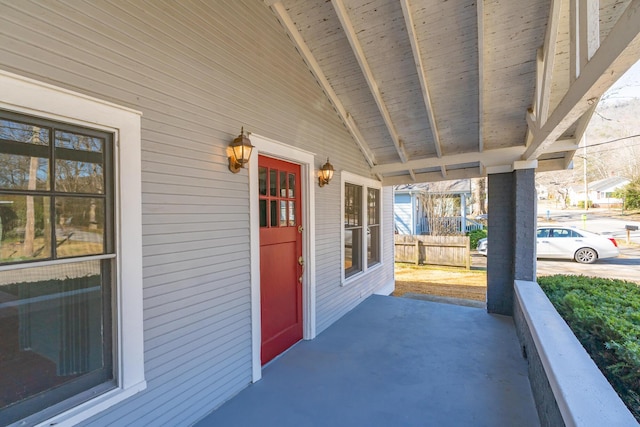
[613,178,640,210]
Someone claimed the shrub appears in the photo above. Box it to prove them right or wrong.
[538,275,640,421]
[467,228,487,249]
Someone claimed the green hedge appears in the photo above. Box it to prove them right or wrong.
[538,275,640,421]
[467,228,487,249]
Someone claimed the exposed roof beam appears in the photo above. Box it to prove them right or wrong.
[538,0,562,124]
[372,146,523,174]
[331,0,408,163]
[476,0,485,153]
[400,0,442,159]
[544,138,580,153]
[382,167,478,186]
[523,0,640,160]
[268,1,376,167]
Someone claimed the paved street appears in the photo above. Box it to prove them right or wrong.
[471,204,640,283]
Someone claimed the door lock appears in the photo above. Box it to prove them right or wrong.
[298,256,304,266]
[298,225,303,233]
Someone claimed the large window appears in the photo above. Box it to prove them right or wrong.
[342,172,382,282]
[0,111,115,425]
[0,70,145,427]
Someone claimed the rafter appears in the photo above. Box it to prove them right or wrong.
[331,0,408,163]
[268,1,376,167]
[538,0,562,124]
[523,0,640,161]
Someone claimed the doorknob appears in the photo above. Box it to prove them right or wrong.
[298,256,304,266]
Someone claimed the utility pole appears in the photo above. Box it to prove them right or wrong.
[583,134,589,211]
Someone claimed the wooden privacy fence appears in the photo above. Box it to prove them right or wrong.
[395,234,471,269]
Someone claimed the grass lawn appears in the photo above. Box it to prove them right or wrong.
[394,263,487,302]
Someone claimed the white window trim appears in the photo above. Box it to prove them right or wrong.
[0,70,146,426]
[248,133,317,383]
[341,171,383,285]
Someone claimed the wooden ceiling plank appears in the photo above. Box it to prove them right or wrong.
[331,0,408,163]
[268,1,377,167]
[570,0,600,83]
[400,0,443,158]
[523,0,640,161]
[477,0,485,153]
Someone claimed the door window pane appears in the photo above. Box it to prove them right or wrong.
[288,201,295,226]
[258,167,267,196]
[288,174,296,198]
[259,200,267,227]
[270,200,278,227]
[0,195,52,263]
[280,200,287,226]
[280,171,287,197]
[269,170,277,197]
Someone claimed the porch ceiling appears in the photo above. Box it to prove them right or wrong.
[265,0,640,185]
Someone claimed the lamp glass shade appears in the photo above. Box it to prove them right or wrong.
[319,159,334,186]
[230,130,254,166]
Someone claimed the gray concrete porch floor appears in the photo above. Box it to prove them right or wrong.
[196,295,539,427]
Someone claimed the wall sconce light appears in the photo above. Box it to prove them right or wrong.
[228,127,254,173]
[318,158,334,187]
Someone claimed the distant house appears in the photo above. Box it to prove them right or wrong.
[394,181,474,235]
[569,176,630,207]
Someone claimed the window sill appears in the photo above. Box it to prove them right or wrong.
[341,261,383,287]
[35,381,147,427]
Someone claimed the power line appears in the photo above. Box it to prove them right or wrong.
[585,134,640,148]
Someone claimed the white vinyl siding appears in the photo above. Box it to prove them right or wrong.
[0,1,394,425]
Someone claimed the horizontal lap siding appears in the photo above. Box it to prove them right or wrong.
[0,0,393,425]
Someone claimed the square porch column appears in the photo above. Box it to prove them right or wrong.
[487,168,537,315]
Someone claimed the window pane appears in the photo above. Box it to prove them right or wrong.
[0,154,49,191]
[54,130,103,152]
[368,188,379,225]
[269,170,277,197]
[345,183,362,226]
[0,260,112,420]
[280,171,287,197]
[344,227,362,278]
[0,195,52,264]
[288,174,295,198]
[259,200,267,227]
[288,201,295,226]
[55,159,104,194]
[368,225,380,266]
[0,118,50,145]
[258,167,267,196]
[55,197,105,258]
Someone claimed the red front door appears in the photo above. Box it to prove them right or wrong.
[259,156,303,365]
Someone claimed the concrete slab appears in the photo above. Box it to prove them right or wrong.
[196,295,539,427]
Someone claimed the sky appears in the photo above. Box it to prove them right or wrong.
[603,59,640,101]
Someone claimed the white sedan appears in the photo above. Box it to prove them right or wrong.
[477,226,619,264]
